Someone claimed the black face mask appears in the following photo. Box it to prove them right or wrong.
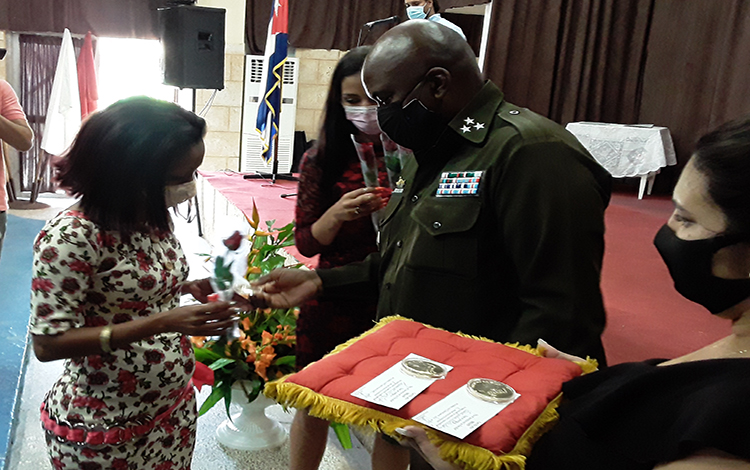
[653,224,750,314]
[376,98,447,152]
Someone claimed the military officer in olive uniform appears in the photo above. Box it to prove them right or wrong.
[253,20,611,364]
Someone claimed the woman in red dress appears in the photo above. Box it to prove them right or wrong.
[290,46,394,470]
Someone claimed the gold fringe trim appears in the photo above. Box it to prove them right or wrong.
[265,315,597,470]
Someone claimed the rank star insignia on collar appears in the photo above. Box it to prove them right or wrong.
[460,125,472,133]
[474,122,485,130]
[464,117,475,125]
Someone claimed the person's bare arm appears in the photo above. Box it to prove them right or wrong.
[33,301,237,362]
[0,115,32,151]
[655,449,750,470]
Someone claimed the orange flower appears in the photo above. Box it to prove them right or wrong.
[260,330,274,347]
[190,336,206,348]
[239,331,256,353]
[254,345,276,381]
[247,266,262,274]
[240,317,253,330]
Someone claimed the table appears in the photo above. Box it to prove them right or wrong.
[565,122,677,199]
[196,171,315,266]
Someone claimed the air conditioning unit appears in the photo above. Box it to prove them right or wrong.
[241,55,299,173]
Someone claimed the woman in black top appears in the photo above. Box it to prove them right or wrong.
[396,116,750,469]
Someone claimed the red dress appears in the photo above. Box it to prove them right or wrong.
[294,146,388,369]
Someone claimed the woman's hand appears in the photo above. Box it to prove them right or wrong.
[33,301,239,362]
[251,268,322,309]
[158,301,238,336]
[311,187,390,246]
[182,278,214,303]
[395,427,461,470]
[331,187,388,222]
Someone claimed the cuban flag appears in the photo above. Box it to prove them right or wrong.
[255,0,289,164]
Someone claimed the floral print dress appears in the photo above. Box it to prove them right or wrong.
[30,210,197,470]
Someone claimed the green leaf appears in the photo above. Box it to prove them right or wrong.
[273,355,295,367]
[208,357,236,370]
[198,384,226,416]
[221,381,233,420]
[331,422,353,449]
[194,347,224,363]
[262,254,287,273]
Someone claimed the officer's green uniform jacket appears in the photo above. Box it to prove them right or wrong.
[318,81,611,363]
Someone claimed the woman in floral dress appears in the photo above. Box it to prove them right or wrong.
[30,97,237,470]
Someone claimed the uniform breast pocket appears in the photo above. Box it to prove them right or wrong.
[406,197,481,279]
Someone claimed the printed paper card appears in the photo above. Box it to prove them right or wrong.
[350,353,452,410]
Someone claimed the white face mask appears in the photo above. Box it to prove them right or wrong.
[344,105,381,136]
[164,180,197,208]
[407,4,429,20]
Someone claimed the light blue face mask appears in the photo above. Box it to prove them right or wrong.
[407,5,429,20]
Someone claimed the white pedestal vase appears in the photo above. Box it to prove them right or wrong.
[215,381,287,450]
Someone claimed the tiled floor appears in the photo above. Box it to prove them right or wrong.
[5,193,372,470]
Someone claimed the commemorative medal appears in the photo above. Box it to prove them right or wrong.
[401,358,448,379]
[466,378,516,403]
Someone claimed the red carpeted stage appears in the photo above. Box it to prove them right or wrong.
[199,171,729,365]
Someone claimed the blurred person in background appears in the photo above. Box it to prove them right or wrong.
[0,47,34,261]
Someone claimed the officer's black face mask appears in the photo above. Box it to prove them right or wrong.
[376,79,447,152]
[653,224,750,314]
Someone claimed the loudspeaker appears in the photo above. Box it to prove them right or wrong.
[159,5,225,90]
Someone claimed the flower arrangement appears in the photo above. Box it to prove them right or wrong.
[191,203,301,417]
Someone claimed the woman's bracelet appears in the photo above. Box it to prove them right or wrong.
[99,326,113,353]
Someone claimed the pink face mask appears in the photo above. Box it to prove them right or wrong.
[344,105,381,136]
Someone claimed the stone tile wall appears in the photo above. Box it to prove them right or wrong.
[293,48,346,143]
[197,47,346,171]
[195,44,246,172]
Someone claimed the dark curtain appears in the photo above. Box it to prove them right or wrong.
[483,0,653,125]
[0,0,171,38]
[246,0,487,53]
[17,35,84,192]
[482,0,750,193]
[639,0,750,188]
[247,0,403,53]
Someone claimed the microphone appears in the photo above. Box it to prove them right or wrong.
[364,16,400,28]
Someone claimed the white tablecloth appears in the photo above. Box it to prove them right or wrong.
[565,122,677,178]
